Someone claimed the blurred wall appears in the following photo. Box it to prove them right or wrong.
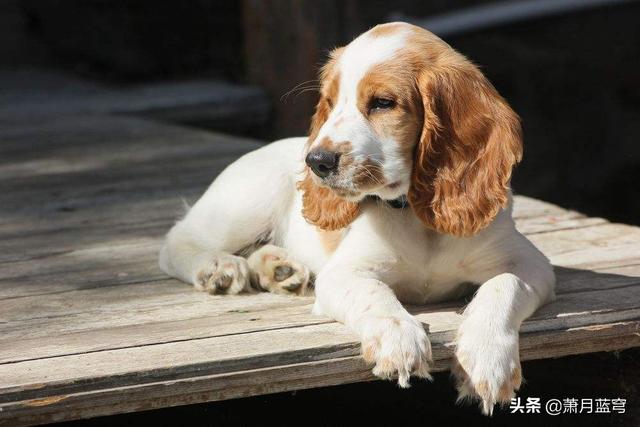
[18,0,244,81]
[242,0,478,137]
[0,0,50,67]
[3,0,638,223]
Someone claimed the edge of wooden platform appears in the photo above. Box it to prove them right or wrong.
[1,320,638,426]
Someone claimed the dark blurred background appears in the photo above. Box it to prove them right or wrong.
[1,0,638,224]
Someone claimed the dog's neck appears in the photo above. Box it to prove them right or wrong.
[367,194,409,209]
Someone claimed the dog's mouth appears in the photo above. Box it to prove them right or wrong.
[330,187,363,200]
[307,157,408,202]
[309,173,359,197]
[317,177,405,203]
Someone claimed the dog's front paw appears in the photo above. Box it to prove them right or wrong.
[453,320,522,415]
[195,254,251,295]
[247,245,311,295]
[361,315,432,387]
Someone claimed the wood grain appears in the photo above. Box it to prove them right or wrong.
[0,116,638,426]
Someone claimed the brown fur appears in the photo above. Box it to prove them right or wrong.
[369,22,406,38]
[300,25,522,237]
[299,48,360,231]
[318,229,346,254]
[356,62,422,160]
[351,158,386,189]
[408,40,523,237]
[298,170,360,231]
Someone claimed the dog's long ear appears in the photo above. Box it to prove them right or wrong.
[408,53,523,237]
[298,48,360,231]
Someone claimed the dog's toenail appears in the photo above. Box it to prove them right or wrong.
[274,265,294,281]
[282,281,302,292]
[197,271,211,286]
[214,274,233,290]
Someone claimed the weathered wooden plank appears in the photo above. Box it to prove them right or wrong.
[3,216,635,301]
[0,118,570,230]
[1,115,639,426]
[1,275,638,394]
[0,192,597,256]
[511,194,570,219]
[5,322,638,424]
[1,221,638,357]
[0,222,574,299]
[531,222,640,269]
[1,195,587,272]
[514,212,607,235]
[0,158,236,217]
[0,303,322,365]
[3,261,639,337]
[1,198,558,241]
[0,179,567,246]
[0,115,258,159]
[0,197,592,253]
[0,116,605,286]
[0,195,187,239]
[1,267,638,364]
[1,320,638,427]
[0,286,314,340]
[0,116,261,212]
[0,200,609,273]
[0,71,270,134]
[0,239,163,298]
[555,263,640,294]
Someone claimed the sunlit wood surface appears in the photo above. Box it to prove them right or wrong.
[1,116,638,425]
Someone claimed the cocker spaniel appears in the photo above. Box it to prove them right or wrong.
[159,22,556,414]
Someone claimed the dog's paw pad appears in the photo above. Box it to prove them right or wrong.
[195,255,251,295]
[273,265,294,282]
[248,245,311,295]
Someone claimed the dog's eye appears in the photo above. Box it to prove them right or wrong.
[325,97,334,109]
[370,97,395,112]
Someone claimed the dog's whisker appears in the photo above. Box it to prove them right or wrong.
[293,87,322,99]
[358,166,385,187]
[281,80,321,102]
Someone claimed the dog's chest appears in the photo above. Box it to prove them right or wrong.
[387,225,477,304]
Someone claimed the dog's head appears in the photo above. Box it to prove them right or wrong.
[299,22,522,236]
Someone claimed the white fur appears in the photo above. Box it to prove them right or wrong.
[160,137,555,412]
[310,28,411,201]
[160,25,556,415]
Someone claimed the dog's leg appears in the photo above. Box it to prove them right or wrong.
[160,215,259,295]
[159,141,299,295]
[313,265,432,387]
[247,244,311,295]
[311,219,433,386]
[452,234,556,415]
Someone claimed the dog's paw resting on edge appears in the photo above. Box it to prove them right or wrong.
[452,305,523,415]
[360,315,433,387]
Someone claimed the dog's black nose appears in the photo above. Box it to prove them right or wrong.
[305,149,340,178]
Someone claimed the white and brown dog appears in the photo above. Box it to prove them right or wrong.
[159,22,555,414]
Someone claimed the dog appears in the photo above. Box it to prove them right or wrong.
[159,22,556,415]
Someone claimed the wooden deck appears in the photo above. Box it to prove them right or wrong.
[1,115,639,426]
